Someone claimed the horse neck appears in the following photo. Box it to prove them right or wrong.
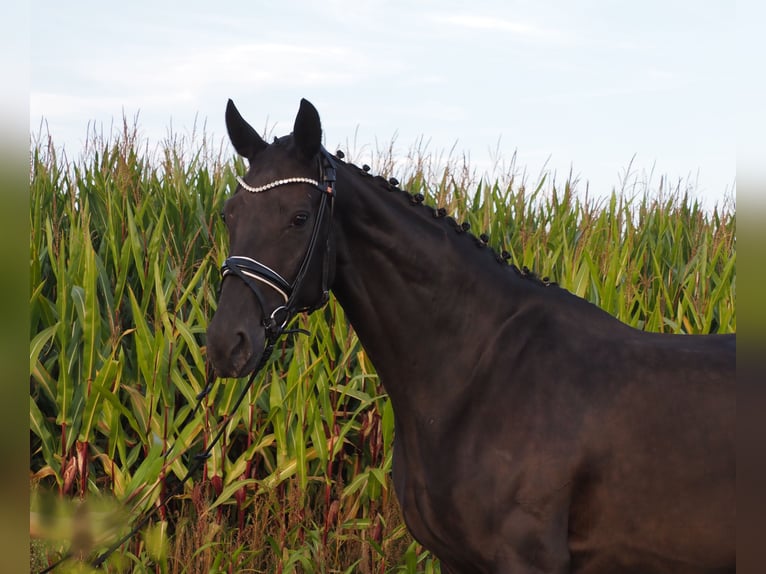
[330,163,538,412]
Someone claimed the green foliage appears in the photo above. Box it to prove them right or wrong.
[30,124,735,573]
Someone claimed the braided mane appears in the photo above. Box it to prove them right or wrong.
[334,151,556,289]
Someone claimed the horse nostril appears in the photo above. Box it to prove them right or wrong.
[207,324,256,378]
[228,329,252,366]
[233,330,249,355]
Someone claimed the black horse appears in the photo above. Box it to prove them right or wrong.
[206,99,735,573]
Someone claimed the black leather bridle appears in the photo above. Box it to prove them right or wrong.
[221,147,337,341]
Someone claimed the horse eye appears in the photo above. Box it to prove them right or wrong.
[220,210,226,223]
[292,213,309,227]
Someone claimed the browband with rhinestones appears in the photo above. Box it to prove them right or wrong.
[236,175,322,194]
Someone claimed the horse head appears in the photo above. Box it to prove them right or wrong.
[206,99,336,378]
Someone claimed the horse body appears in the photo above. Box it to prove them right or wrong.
[206,99,735,573]
[330,161,735,573]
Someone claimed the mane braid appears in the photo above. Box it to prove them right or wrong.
[340,157,556,288]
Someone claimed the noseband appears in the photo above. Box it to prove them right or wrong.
[220,148,337,340]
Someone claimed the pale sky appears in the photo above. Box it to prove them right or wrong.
[30,0,736,208]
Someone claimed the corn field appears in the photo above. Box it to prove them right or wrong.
[29,122,736,573]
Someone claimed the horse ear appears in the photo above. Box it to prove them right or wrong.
[293,98,322,159]
[225,99,267,160]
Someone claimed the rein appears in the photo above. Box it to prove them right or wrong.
[42,149,337,572]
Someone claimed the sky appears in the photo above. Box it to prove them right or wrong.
[30,0,736,209]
